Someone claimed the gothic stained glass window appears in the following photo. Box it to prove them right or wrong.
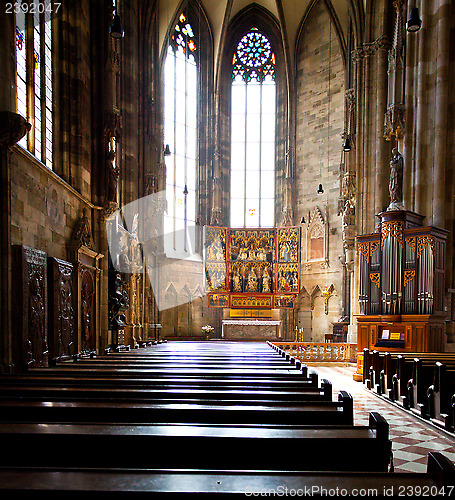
[16,16,27,148]
[15,10,53,169]
[164,13,197,249]
[231,28,275,228]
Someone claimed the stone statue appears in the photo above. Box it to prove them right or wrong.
[342,200,355,227]
[388,147,404,210]
[106,149,120,203]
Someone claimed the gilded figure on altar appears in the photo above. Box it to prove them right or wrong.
[261,268,272,293]
[232,269,242,292]
[246,267,259,292]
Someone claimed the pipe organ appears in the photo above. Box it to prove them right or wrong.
[356,210,448,359]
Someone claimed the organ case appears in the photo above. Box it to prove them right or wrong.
[356,210,448,357]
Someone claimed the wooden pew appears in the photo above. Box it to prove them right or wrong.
[0,412,392,472]
[407,358,455,418]
[391,356,455,410]
[28,364,312,379]
[0,379,333,404]
[362,349,455,402]
[1,452,454,498]
[0,373,320,390]
[427,362,455,431]
[0,391,354,426]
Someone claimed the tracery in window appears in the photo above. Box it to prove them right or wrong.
[164,13,197,249]
[15,10,53,168]
[230,28,275,228]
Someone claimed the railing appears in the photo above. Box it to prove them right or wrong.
[272,342,358,363]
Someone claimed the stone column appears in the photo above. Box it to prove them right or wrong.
[375,36,392,216]
[432,0,450,229]
[0,9,29,371]
[414,0,427,217]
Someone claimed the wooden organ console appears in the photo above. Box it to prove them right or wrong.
[354,210,448,379]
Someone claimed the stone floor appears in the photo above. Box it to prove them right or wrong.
[312,364,455,473]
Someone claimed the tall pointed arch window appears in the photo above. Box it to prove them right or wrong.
[231,28,275,228]
[164,13,197,247]
[16,9,53,168]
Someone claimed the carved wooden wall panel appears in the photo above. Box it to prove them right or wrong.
[80,265,96,353]
[48,257,75,362]
[13,245,48,369]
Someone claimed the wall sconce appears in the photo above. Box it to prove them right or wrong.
[300,216,305,224]
[163,144,171,156]
[317,184,324,194]
[110,11,124,39]
[342,136,351,152]
[406,7,422,32]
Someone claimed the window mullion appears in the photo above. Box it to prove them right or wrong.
[184,48,188,251]
[40,13,46,164]
[173,51,177,250]
[259,80,263,227]
[243,82,247,228]
[26,12,35,154]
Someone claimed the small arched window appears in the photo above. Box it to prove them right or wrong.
[230,28,275,228]
[164,13,198,247]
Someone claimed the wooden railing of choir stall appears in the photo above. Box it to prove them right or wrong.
[272,342,358,363]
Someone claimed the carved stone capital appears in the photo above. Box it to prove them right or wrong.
[393,0,405,12]
[102,201,119,222]
[0,111,31,148]
[374,35,392,52]
[351,47,364,63]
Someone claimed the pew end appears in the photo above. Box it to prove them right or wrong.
[427,452,455,487]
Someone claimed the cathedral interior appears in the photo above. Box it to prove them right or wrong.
[1,0,455,493]
[1,0,455,367]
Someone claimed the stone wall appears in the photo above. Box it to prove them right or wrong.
[294,0,345,342]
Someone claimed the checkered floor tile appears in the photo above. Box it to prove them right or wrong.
[311,364,455,473]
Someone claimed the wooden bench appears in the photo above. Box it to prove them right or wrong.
[101,355,289,364]
[0,391,354,426]
[28,364,312,378]
[391,356,455,410]
[0,373,320,390]
[362,349,455,400]
[0,379,333,404]
[0,412,392,472]
[1,452,453,497]
[427,362,455,431]
[406,358,455,418]
[363,349,455,387]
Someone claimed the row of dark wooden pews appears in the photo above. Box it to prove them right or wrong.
[0,340,453,496]
[363,348,455,432]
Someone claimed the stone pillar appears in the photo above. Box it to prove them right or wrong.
[414,0,427,217]
[375,36,391,216]
[432,0,450,229]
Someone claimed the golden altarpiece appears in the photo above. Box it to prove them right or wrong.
[204,226,300,339]
[354,210,448,379]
